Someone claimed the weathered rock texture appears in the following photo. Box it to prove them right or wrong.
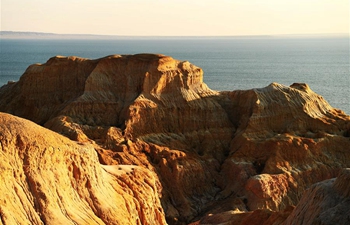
[283,168,350,225]
[0,54,349,225]
[218,83,350,210]
[0,112,166,225]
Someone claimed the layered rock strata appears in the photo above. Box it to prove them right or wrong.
[0,54,349,225]
[283,168,350,225]
[0,112,166,225]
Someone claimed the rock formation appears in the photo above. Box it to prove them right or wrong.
[283,168,350,225]
[0,112,166,225]
[0,54,349,225]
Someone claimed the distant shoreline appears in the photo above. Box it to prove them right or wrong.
[1,31,348,40]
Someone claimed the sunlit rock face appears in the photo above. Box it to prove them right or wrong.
[0,54,349,225]
[0,112,166,225]
[218,82,350,211]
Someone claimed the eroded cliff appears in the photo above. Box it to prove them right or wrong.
[0,112,166,225]
[0,54,349,225]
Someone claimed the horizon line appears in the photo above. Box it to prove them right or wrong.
[1,30,349,39]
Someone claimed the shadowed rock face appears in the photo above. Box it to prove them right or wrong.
[0,54,349,225]
[283,168,350,225]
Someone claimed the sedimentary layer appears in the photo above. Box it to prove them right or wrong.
[0,112,166,225]
[0,54,349,225]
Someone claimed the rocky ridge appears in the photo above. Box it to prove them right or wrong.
[0,54,349,225]
[0,112,166,225]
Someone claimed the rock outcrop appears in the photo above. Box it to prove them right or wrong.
[218,83,350,210]
[0,54,349,225]
[0,112,166,225]
[283,168,350,225]
[191,169,350,225]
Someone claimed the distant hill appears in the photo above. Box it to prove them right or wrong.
[0,31,265,39]
[0,31,124,39]
[1,31,348,40]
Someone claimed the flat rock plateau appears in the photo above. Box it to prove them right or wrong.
[0,54,349,225]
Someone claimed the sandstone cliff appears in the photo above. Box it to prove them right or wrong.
[283,168,350,225]
[0,112,166,225]
[191,169,350,225]
[0,54,349,225]
[218,83,350,210]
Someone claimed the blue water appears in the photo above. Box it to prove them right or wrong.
[0,37,349,114]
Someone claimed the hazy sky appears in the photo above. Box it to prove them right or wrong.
[1,0,349,36]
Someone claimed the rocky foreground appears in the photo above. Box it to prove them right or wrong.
[0,54,349,225]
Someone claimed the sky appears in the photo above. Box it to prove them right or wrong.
[1,0,349,36]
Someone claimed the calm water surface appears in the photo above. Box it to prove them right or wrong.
[0,37,349,114]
